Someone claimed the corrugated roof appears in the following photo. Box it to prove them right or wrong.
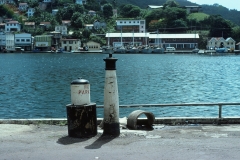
[147,5,163,9]
[25,22,35,25]
[149,34,199,39]
[105,33,199,39]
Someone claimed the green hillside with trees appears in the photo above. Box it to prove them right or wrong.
[1,0,240,48]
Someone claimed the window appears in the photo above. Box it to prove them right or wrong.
[69,41,73,44]
[63,41,66,44]
[21,39,25,42]
[16,39,20,42]
[26,39,30,42]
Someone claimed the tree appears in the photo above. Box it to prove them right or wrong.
[201,15,233,38]
[119,4,141,18]
[102,4,113,18]
[71,12,84,28]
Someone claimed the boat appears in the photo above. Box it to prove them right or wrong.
[192,48,200,53]
[140,45,153,53]
[102,45,114,54]
[152,46,164,53]
[114,46,126,53]
[215,48,228,53]
[126,46,140,53]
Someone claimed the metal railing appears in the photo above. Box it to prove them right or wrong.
[97,102,240,118]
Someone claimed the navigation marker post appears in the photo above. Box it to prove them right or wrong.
[103,53,120,135]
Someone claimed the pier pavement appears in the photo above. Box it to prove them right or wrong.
[1,120,240,160]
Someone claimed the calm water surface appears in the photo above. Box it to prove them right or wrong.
[1,53,240,118]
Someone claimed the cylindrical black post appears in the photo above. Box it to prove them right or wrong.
[66,103,97,138]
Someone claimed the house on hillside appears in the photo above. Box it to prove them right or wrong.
[93,20,106,30]
[0,0,14,4]
[55,25,67,35]
[62,20,71,26]
[76,0,87,5]
[181,6,202,14]
[5,21,21,32]
[24,22,35,31]
[85,24,93,30]
[147,5,163,10]
[27,8,35,17]
[18,3,28,11]
[40,22,51,30]
[88,10,96,16]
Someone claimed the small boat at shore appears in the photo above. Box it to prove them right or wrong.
[102,46,114,54]
[114,46,126,53]
[215,48,228,53]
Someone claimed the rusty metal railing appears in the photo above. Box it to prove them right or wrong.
[97,102,240,118]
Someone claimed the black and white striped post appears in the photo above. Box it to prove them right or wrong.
[103,53,120,135]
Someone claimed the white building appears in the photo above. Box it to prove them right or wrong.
[116,19,146,33]
[61,39,81,52]
[207,37,235,50]
[5,33,15,52]
[15,33,32,51]
[5,21,21,32]
[55,25,67,35]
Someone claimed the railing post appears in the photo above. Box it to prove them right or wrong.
[219,104,222,118]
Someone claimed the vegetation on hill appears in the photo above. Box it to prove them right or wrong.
[1,0,240,48]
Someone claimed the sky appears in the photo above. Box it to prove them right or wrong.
[188,0,240,11]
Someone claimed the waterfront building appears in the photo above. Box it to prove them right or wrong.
[15,33,32,51]
[0,23,5,31]
[207,37,235,50]
[0,32,6,51]
[149,33,199,49]
[5,32,15,52]
[5,21,21,32]
[116,19,146,33]
[61,39,81,52]
[50,31,62,50]
[34,35,53,51]
[86,41,101,51]
[105,33,199,49]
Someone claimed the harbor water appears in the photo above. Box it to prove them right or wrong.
[1,53,240,119]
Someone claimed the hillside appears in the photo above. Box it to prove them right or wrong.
[115,0,240,26]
